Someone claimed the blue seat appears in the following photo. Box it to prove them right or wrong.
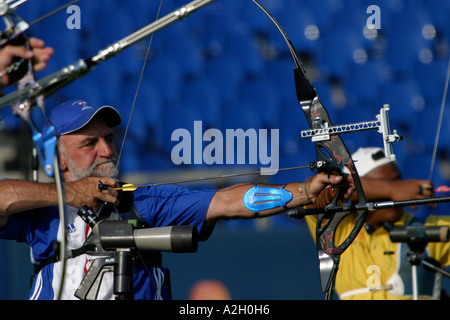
[414,58,450,105]
[316,29,366,79]
[90,3,135,49]
[343,58,392,108]
[90,58,123,103]
[331,0,367,33]
[377,78,425,124]
[143,55,183,106]
[431,0,450,29]
[205,56,244,105]
[118,138,143,173]
[181,77,222,128]
[385,2,434,76]
[266,6,320,55]
[222,31,265,77]
[410,106,442,151]
[162,102,204,154]
[221,102,263,131]
[200,1,241,52]
[67,76,103,107]
[307,0,345,34]
[160,24,204,78]
[239,78,281,128]
[265,58,296,104]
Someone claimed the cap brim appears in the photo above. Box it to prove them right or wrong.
[61,105,122,135]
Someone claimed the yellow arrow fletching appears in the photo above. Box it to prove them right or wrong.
[116,184,138,192]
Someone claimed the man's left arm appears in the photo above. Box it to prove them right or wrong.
[205,173,354,224]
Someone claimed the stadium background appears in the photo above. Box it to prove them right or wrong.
[0,0,449,299]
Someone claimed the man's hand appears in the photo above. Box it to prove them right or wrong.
[28,37,54,72]
[388,179,435,210]
[65,177,119,212]
[0,37,54,85]
[305,172,355,206]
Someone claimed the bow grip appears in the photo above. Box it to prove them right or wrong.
[313,170,347,209]
[314,184,339,208]
[2,33,29,84]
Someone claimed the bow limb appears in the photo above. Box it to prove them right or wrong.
[251,0,368,298]
[297,84,368,297]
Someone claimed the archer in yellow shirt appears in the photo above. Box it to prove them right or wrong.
[306,147,450,299]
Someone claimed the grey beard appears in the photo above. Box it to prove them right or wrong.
[68,157,118,181]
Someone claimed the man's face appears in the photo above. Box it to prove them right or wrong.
[364,162,402,181]
[59,117,118,181]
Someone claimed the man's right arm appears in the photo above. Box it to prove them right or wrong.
[0,177,119,227]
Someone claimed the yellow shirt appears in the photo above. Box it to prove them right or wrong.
[306,212,450,299]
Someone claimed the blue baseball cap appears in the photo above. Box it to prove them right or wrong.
[49,99,122,136]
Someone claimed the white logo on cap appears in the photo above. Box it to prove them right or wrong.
[72,100,94,111]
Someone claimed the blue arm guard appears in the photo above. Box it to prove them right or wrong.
[243,185,293,215]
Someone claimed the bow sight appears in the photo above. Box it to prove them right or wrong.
[301,104,402,162]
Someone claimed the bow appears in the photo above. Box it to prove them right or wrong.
[249,0,370,298]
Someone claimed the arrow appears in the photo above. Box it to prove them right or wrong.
[114,183,138,192]
[109,164,314,192]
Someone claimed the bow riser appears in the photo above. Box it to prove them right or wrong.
[293,50,369,296]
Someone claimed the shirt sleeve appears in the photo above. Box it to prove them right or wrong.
[0,207,59,261]
[133,185,217,241]
[0,211,31,242]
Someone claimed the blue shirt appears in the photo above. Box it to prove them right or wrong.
[0,184,216,300]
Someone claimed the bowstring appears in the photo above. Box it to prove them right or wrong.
[428,55,450,182]
[110,0,165,299]
[114,0,164,179]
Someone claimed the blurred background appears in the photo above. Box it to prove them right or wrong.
[0,0,449,299]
